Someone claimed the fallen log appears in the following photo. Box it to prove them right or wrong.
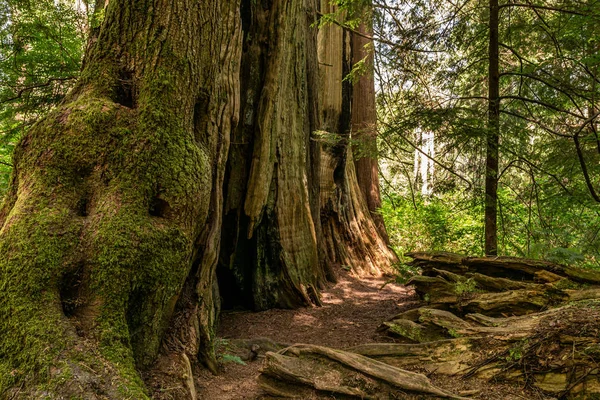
[408,251,600,286]
[406,252,600,317]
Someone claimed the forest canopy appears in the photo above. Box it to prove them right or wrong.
[369,0,600,266]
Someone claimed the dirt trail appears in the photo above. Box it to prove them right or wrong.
[195,270,414,399]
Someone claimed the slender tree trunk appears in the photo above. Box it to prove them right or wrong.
[351,16,390,244]
[486,0,500,256]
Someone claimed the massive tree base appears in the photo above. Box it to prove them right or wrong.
[258,253,600,398]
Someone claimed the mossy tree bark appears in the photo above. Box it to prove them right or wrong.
[0,0,241,397]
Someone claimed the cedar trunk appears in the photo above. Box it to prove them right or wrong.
[0,0,395,397]
[1,0,242,396]
[317,1,397,276]
[351,18,390,244]
[217,0,323,312]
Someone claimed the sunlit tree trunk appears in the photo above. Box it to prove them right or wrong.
[351,17,391,244]
[318,1,397,276]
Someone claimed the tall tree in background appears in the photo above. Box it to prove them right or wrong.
[0,0,396,397]
[351,4,391,243]
[486,0,500,255]
[374,0,600,263]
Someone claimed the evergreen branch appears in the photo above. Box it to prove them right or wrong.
[499,71,591,103]
[2,76,77,104]
[498,2,588,15]
[502,148,573,197]
[499,95,585,118]
[318,11,444,53]
[524,0,564,58]
[500,109,573,138]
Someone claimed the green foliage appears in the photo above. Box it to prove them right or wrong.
[382,185,600,268]
[214,339,248,366]
[221,354,247,366]
[377,0,600,269]
[505,339,529,363]
[447,328,461,338]
[454,278,477,296]
[391,261,419,284]
[506,346,523,362]
[0,0,90,197]
[381,192,484,257]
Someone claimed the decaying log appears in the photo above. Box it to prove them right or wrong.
[370,302,600,395]
[408,251,600,286]
[373,252,600,396]
[406,252,600,317]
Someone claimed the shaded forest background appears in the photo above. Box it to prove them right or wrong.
[1,0,599,266]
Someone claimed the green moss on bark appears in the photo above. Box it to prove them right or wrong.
[0,78,210,395]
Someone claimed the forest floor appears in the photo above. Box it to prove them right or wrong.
[194,268,555,400]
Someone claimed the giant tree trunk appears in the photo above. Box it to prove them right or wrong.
[317,1,397,276]
[0,0,398,397]
[0,0,241,397]
[217,0,324,312]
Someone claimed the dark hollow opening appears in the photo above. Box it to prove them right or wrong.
[114,70,135,109]
[76,196,89,217]
[217,213,256,310]
[60,264,84,318]
[149,196,170,218]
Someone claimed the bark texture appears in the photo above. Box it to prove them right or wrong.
[317,2,397,276]
[0,0,399,397]
[351,15,389,244]
[217,0,323,311]
[0,0,241,397]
